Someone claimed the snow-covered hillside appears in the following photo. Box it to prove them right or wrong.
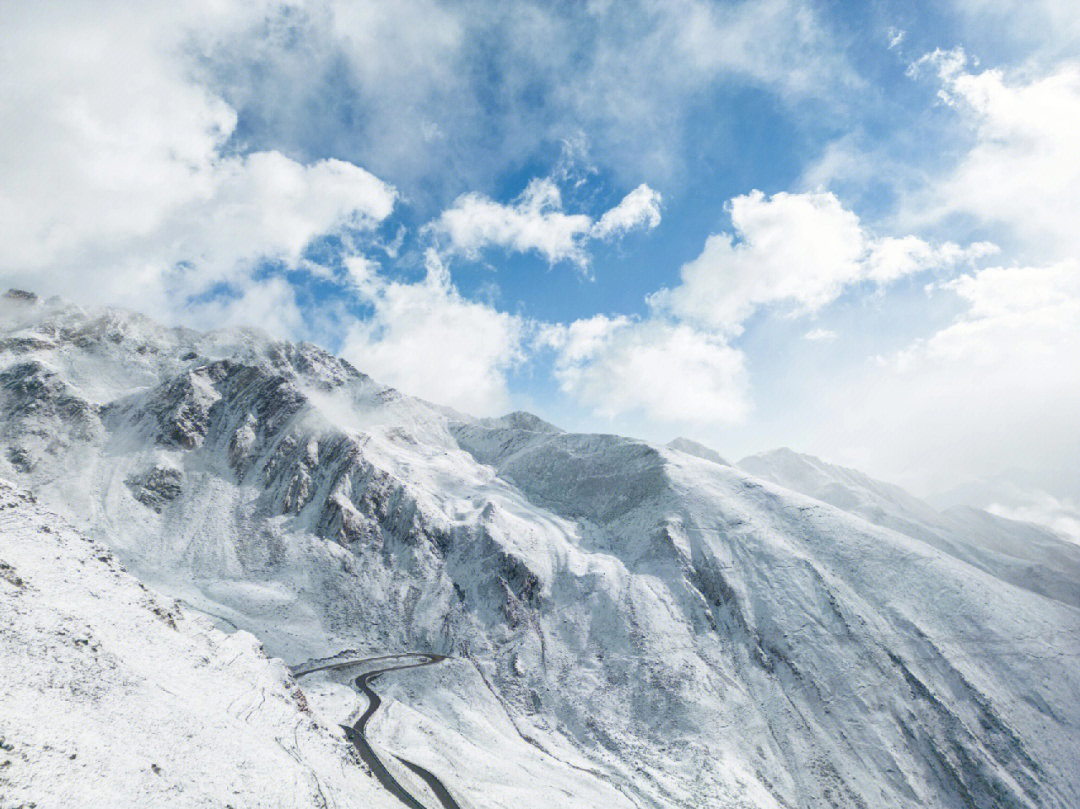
[0,479,403,809]
[2,290,1079,809]
[739,448,1080,608]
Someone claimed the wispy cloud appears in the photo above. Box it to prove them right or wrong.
[194,0,858,198]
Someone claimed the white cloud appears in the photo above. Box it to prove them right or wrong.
[591,184,663,239]
[227,0,855,193]
[659,0,857,97]
[908,50,1080,260]
[248,0,466,189]
[772,47,1080,496]
[649,190,992,334]
[555,0,858,186]
[157,153,394,290]
[0,1,396,328]
[1,2,233,271]
[185,275,306,340]
[949,262,1080,319]
[341,250,525,415]
[921,262,1080,366]
[829,259,1080,496]
[433,178,661,266]
[541,316,749,424]
[650,191,863,332]
[865,236,997,284]
[432,179,592,266]
[538,189,997,431]
[343,255,382,297]
[987,492,1080,546]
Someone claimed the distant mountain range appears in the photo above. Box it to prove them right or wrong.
[3,289,1078,809]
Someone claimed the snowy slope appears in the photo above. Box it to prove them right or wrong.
[739,448,1080,608]
[933,475,1080,546]
[739,447,955,529]
[0,479,402,809]
[3,291,1080,809]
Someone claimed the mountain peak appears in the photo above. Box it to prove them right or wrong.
[666,436,729,466]
[486,410,563,433]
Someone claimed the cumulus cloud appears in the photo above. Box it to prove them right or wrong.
[590,184,663,239]
[432,178,661,267]
[150,153,394,296]
[908,50,1080,259]
[539,189,997,430]
[0,1,396,328]
[341,250,525,415]
[865,236,997,284]
[765,46,1080,495]
[540,316,749,424]
[919,262,1080,367]
[650,190,995,334]
[432,179,592,266]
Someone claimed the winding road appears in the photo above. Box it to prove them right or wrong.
[294,653,462,809]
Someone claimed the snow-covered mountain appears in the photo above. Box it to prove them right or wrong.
[667,436,730,466]
[932,474,1080,547]
[2,290,1079,808]
[739,448,1080,608]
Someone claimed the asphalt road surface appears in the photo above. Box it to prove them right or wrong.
[295,653,462,809]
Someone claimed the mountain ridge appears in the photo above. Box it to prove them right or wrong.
[2,291,1079,808]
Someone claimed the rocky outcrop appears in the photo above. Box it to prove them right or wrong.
[125,466,183,512]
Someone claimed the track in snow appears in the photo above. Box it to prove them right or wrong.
[295,653,461,809]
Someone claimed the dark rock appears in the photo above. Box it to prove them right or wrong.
[125,467,183,512]
[3,289,37,303]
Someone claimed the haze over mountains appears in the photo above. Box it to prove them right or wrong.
[2,290,1079,808]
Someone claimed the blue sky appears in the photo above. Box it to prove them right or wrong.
[2,0,1079,504]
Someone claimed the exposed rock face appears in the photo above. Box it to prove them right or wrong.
[125,466,183,512]
[1,293,1079,809]
[3,288,37,303]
